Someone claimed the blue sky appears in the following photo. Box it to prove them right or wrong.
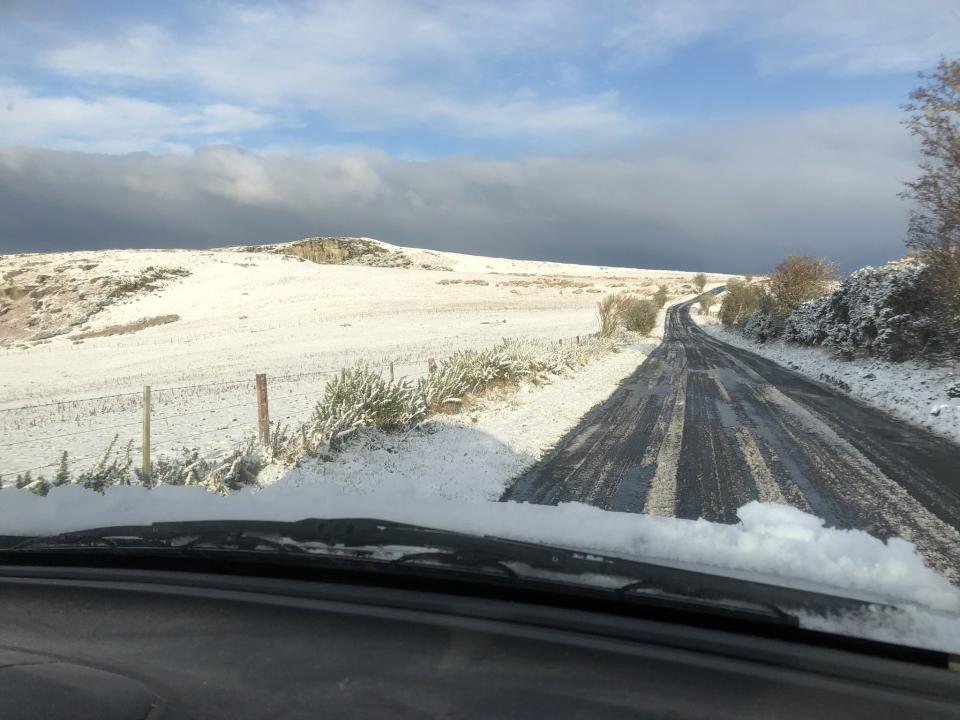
[1,1,959,271]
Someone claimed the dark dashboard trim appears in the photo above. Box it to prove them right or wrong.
[0,560,957,707]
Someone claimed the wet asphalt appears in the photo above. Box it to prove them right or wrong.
[502,298,960,578]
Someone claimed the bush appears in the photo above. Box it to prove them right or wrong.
[693,273,707,293]
[620,297,657,335]
[719,279,768,328]
[653,285,669,308]
[782,259,943,360]
[77,435,135,493]
[768,254,837,315]
[698,294,716,315]
[597,294,625,337]
[741,309,783,343]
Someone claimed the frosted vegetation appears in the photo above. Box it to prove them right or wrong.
[596,288,665,338]
[6,334,624,497]
[722,258,958,366]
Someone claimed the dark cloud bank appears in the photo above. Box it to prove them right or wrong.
[0,107,918,274]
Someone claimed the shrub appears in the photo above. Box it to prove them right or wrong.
[698,294,716,315]
[719,279,765,327]
[620,297,657,335]
[693,273,707,293]
[653,285,669,308]
[76,435,135,493]
[297,365,426,453]
[741,309,783,343]
[768,254,838,315]
[782,259,942,360]
[597,294,625,337]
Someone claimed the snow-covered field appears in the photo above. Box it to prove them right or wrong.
[1,239,710,478]
[692,303,960,444]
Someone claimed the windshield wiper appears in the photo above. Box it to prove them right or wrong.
[0,517,889,625]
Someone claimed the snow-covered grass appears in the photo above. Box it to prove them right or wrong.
[1,482,957,651]
[1,241,715,477]
[693,306,960,444]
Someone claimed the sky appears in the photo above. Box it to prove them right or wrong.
[1,1,959,273]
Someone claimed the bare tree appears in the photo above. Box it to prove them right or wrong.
[693,272,707,293]
[767,254,837,315]
[901,57,960,344]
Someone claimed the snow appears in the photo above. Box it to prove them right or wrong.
[0,242,713,477]
[693,311,960,444]
[0,482,957,650]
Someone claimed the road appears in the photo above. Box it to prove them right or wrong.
[502,298,960,579]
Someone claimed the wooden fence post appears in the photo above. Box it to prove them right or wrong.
[389,362,394,382]
[256,373,270,445]
[427,357,436,374]
[576,335,581,345]
[142,385,151,484]
[341,368,346,383]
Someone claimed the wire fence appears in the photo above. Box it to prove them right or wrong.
[1,331,598,479]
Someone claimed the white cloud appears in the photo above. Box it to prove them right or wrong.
[750,0,960,75]
[0,84,274,153]
[9,0,952,152]
[36,1,639,142]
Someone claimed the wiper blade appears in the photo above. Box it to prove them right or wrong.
[0,517,890,623]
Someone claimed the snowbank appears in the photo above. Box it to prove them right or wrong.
[1,483,957,650]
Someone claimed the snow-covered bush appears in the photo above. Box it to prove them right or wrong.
[421,335,616,410]
[782,259,939,360]
[146,442,263,495]
[422,348,515,410]
[76,435,135,493]
[288,365,427,457]
[741,309,783,343]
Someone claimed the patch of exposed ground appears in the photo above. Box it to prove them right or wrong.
[0,257,190,347]
[74,314,181,340]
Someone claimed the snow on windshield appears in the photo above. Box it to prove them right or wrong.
[2,484,958,650]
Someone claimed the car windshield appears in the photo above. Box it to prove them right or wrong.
[1,1,959,655]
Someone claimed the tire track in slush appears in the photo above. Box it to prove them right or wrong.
[501,299,960,580]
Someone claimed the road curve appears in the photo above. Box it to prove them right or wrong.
[502,298,960,579]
